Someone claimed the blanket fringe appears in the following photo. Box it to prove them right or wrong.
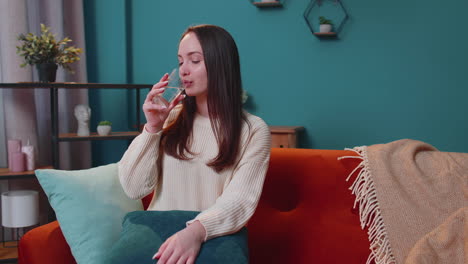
[339,147,396,264]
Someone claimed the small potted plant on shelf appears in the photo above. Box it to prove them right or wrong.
[97,121,112,136]
[16,24,82,82]
[319,16,334,33]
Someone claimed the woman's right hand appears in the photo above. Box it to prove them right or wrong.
[143,73,185,133]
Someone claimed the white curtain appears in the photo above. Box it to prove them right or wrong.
[0,0,90,228]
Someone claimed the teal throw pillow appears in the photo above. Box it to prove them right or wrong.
[35,163,143,264]
[105,210,249,264]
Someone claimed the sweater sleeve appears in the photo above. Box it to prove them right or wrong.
[118,105,182,200]
[117,128,162,200]
[187,118,271,240]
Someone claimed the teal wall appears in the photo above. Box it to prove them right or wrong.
[84,0,468,165]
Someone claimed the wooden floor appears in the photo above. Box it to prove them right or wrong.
[0,242,17,263]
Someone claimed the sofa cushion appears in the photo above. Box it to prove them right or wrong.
[105,210,248,264]
[35,163,143,264]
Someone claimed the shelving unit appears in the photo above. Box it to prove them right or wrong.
[251,0,283,8]
[0,167,53,180]
[303,0,349,38]
[0,82,152,169]
[58,131,140,141]
[313,32,337,38]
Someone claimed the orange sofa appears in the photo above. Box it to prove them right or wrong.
[18,148,370,264]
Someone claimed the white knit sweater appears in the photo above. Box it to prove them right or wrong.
[118,108,271,240]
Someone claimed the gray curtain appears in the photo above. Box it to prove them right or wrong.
[0,0,90,228]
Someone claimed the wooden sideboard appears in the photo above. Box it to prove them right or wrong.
[269,126,304,148]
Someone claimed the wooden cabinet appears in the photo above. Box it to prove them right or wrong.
[269,126,304,148]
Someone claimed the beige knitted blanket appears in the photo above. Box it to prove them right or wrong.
[340,139,468,264]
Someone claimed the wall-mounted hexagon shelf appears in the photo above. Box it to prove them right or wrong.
[250,0,283,8]
[304,0,348,38]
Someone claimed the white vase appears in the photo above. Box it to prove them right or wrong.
[319,24,332,33]
[97,125,112,136]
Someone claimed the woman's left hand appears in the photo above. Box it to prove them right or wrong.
[153,221,206,264]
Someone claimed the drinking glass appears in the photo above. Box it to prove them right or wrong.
[153,68,185,107]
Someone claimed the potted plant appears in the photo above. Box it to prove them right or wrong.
[319,16,334,33]
[16,24,82,82]
[97,121,112,136]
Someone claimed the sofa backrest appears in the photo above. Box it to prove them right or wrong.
[247,148,370,264]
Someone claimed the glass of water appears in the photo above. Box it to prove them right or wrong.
[153,68,185,107]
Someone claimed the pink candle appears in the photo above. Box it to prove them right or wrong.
[11,152,25,172]
[7,139,22,171]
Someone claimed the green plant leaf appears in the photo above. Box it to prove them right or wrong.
[98,121,112,126]
[15,23,82,72]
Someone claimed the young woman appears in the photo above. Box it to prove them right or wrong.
[118,24,271,264]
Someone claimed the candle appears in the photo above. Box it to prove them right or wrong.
[22,145,35,171]
[7,139,22,171]
[11,152,25,172]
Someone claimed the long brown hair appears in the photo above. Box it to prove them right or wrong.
[161,24,247,172]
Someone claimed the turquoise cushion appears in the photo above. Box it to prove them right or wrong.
[35,163,143,264]
[105,210,249,264]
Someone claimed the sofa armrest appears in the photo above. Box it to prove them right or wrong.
[18,220,76,264]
